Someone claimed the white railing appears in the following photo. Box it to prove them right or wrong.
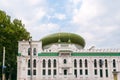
[58,47,72,51]
[78,49,120,52]
[43,48,120,53]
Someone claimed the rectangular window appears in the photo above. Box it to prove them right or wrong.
[33,70,36,75]
[94,69,97,75]
[113,69,116,72]
[74,69,77,77]
[48,69,51,75]
[80,69,82,75]
[28,69,31,75]
[28,60,30,68]
[100,69,103,77]
[43,69,46,75]
[53,69,57,75]
[106,69,108,77]
[85,69,88,75]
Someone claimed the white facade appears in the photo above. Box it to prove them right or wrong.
[17,35,120,80]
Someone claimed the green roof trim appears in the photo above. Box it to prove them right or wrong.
[40,32,85,48]
[72,52,120,56]
[38,52,58,56]
[38,52,120,56]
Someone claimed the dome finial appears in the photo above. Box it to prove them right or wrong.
[68,39,71,43]
[58,33,61,42]
[58,39,61,42]
[68,32,71,43]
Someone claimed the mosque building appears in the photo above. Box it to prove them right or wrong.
[17,32,120,80]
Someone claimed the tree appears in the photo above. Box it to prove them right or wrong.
[0,10,30,80]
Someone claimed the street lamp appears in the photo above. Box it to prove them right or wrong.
[2,47,6,80]
[28,37,33,80]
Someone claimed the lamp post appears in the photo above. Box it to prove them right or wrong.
[29,37,33,80]
[2,47,5,80]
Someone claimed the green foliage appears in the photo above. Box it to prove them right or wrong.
[0,10,30,80]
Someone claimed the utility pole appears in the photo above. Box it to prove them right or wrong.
[2,47,5,80]
[29,37,33,80]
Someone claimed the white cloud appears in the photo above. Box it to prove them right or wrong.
[80,32,95,41]
[70,0,120,48]
[26,0,45,6]
[54,13,66,20]
[73,0,106,25]
[47,13,66,20]
[0,0,47,24]
[28,23,60,40]
[70,0,82,6]
[27,7,47,24]
[72,0,120,27]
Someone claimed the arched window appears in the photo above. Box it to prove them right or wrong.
[79,59,82,68]
[94,59,97,68]
[105,59,108,68]
[33,59,36,68]
[28,48,30,55]
[33,48,36,55]
[63,59,67,64]
[113,59,116,68]
[85,59,88,68]
[74,59,77,68]
[28,59,30,68]
[48,59,51,68]
[43,59,46,68]
[53,59,56,68]
[99,59,103,68]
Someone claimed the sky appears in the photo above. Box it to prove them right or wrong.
[0,0,120,49]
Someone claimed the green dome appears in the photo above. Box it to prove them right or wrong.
[40,32,85,48]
